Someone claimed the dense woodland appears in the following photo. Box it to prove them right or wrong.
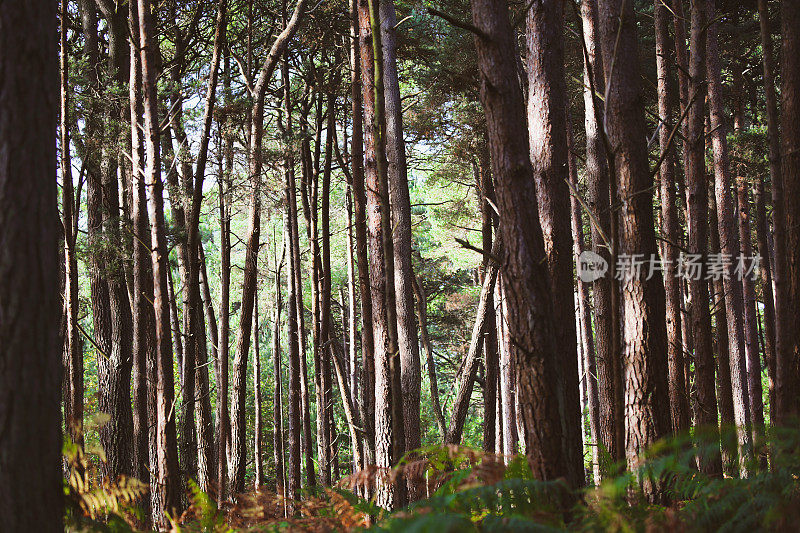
[3,0,800,530]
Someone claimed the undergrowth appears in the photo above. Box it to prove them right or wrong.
[64,426,800,532]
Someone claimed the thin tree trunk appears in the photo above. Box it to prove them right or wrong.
[254,293,264,488]
[62,0,83,455]
[0,1,62,528]
[737,180,766,466]
[139,0,182,519]
[273,243,286,499]
[655,0,690,436]
[754,175,776,416]
[706,0,753,474]
[580,0,623,473]
[568,118,600,485]
[412,274,446,438]
[686,0,722,476]
[445,256,500,444]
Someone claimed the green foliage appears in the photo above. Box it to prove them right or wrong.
[63,417,147,532]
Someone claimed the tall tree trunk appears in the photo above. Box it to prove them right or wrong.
[496,277,518,458]
[379,0,422,459]
[0,1,62,529]
[757,0,787,429]
[411,274,446,438]
[230,0,308,493]
[470,0,568,482]
[777,0,800,425]
[526,0,583,488]
[128,3,156,516]
[254,294,264,488]
[655,0,690,436]
[580,0,623,473]
[282,47,303,503]
[317,90,336,486]
[62,0,83,455]
[685,0,722,476]
[360,0,400,508]
[737,180,766,466]
[754,176,776,416]
[597,0,672,498]
[273,242,287,499]
[568,118,600,484]
[139,0,182,519]
[351,0,376,464]
[710,194,738,474]
[706,0,753,474]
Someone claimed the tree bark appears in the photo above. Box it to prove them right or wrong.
[706,0,753,474]
[470,0,567,482]
[380,0,422,459]
[737,180,766,465]
[655,0,690,436]
[685,0,722,476]
[526,0,584,488]
[0,1,62,529]
[777,0,800,425]
[580,0,623,473]
[597,0,672,497]
[62,0,83,455]
[139,0,182,519]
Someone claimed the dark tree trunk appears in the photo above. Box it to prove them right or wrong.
[469,0,567,482]
[777,0,800,425]
[568,118,600,484]
[655,0,690,436]
[580,0,623,473]
[737,180,766,466]
[0,2,62,529]
[757,0,787,429]
[526,0,583,488]
[710,194,738,475]
[754,176,776,416]
[686,0,722,476]
[597,0,672,498]
[62,0,83,455]
[706,0,753,474]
